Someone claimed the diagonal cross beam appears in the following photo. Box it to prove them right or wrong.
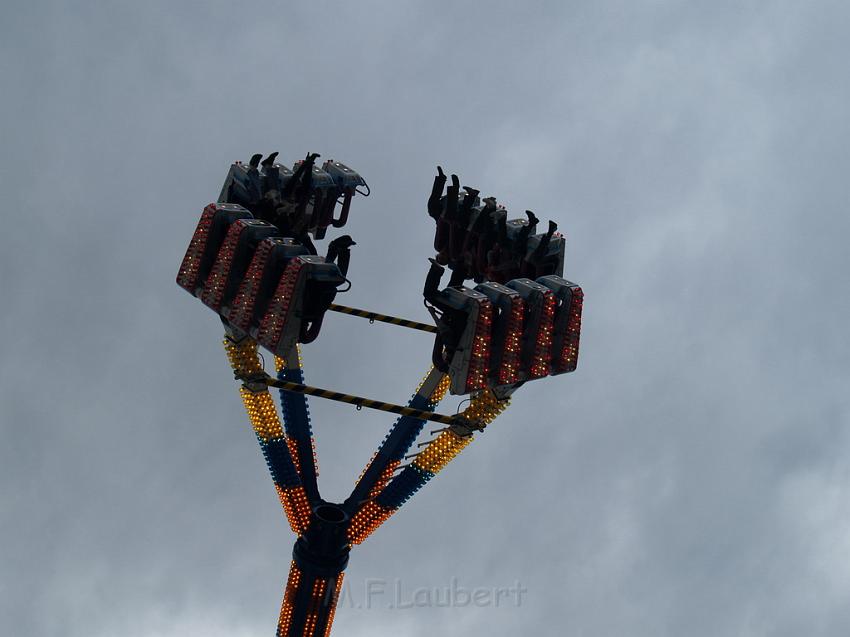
[241,372,462,427]
[328,303,438,334]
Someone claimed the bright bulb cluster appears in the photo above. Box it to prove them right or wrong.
[465,300,493,392]
[200,220,247,310]
[529,292,556,378]
[277,561,344,637]
[228,237,275,331]
[348,500,393,545]
[240,388,284,440]
[176,204,216,292]
[557,287,583,373]
[414,431,472,474]
[276,484,311,536]
[460,389,511,428]
[498,297,525,385]
[257,259,305,353]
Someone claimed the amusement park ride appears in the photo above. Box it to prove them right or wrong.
[176,152,583,636]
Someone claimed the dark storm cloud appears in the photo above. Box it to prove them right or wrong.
[2,1,848,635]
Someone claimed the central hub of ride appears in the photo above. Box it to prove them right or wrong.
[294,503,351,578]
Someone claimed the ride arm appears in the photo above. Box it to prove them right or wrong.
[274,345,321,504]
[342,367,450,516]
[223,335,312,535]
[346,386,514,545]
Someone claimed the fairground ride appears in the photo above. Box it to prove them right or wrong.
[176,152,583,636]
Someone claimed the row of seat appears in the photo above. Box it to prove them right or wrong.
[427,167,565,285]
[177,201,582,395]
[219,152,367,242]
[425,258,583,395]
[177,203,348,356]
[177,158,582,397]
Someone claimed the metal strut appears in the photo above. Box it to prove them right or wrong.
[238,372,466,427]
[328,303,438,334]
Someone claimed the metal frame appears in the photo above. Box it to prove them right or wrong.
[223,308,516,637]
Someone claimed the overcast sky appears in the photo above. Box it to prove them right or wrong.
[2,1,849,636]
